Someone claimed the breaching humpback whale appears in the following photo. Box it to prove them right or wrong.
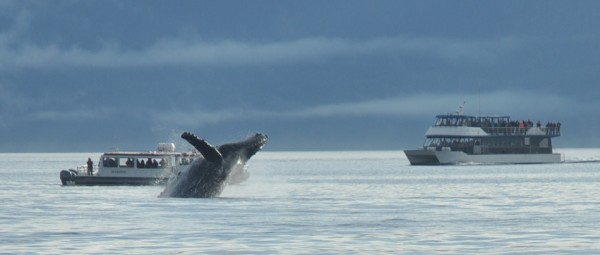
[159,132,268,198]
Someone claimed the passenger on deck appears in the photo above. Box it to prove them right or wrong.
[87,158,93,176]
[519,120,525,134]
[139,159,145,168]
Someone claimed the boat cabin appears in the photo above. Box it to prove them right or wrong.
[93,143,200,178]
[424,114,561,155]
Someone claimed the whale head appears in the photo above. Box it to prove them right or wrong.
[218,133,268,161]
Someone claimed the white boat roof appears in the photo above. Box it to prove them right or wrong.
[100,143,201,157]
[436,114,511,119]
[101,151,200,157]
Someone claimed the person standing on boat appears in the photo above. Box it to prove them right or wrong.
[87,158,94,176]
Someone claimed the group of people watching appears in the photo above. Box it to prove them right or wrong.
[101,157,166,168]
[102,157,118,167]
[437,116,561,136]
[136,158,166,169]
[512,120,562,135]
[545,122,562,135]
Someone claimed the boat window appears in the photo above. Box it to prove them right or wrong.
[435,116,479,127]
[180,157,194,165]
[119,158,134,168]
[159,158,167,168]
[102,157,118,167]
[424,138,436,147]
[464,118,472,126]
[135,157,166,169]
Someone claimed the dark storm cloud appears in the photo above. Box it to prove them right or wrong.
[0,0,599,151]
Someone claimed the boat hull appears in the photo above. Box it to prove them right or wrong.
[404,149,562,165]
[61,175,168,186]
[60,168,169,186]
[59,168,248,186]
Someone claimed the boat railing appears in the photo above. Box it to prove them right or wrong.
[480,126,560,136]
[75,165,93,176]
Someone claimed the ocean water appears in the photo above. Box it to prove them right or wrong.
[1,149,600,254]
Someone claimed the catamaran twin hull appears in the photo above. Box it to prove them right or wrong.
[404,149,562,165]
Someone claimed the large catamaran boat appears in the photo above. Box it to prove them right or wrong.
[404,108,562,165]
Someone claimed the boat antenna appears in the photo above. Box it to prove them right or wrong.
[478,86,481,116]
[455,101,466,115]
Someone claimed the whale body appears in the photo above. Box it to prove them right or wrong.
[159,132,267,198]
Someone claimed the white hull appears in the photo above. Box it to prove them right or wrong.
[405,149,562,165]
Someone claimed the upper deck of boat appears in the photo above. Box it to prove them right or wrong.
[432,114,561,137]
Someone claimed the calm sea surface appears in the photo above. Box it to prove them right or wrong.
[1,149,600,254]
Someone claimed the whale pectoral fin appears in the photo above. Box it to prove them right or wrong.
[181,132,223,163]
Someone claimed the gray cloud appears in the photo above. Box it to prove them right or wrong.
[0,32,524,70]
[0,83,31,112]
[27,108,116,121]
[288,91,585,120]
[153,108,252,127]
[0,7,524,70]
[151,91,583,128]
[0,10,30,45]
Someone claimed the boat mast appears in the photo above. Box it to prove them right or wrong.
[455,101,466,115]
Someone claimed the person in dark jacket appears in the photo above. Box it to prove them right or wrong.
[87,158,94,176]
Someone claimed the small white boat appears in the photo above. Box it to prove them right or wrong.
[404,108,562,165]
[60,143,250,185]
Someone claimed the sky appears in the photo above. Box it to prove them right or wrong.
[1,0,599,152]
